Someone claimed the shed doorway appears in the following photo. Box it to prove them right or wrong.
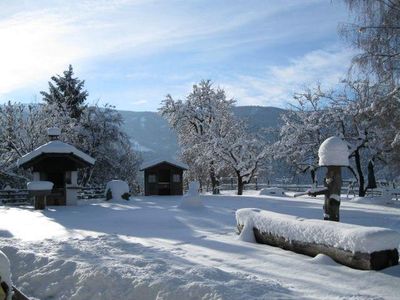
[44,171,66,205]
[158,169,171,195]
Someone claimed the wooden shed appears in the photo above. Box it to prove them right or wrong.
[17,128,95,206]
[140,159,188,196]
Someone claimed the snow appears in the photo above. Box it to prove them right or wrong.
[236,208,400,253]
[47,127,61,136]
[0,250,12,300]
[310,254,338,266]
[17,140,95,167]
[140,158,188,170]
[105,180,130,200]
[1,191,400,299]
[27,181,54,191]
[259,187,285,196]
[238,218,256,243]
[318,136,349,166]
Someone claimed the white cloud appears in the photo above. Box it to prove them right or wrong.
[0,0,351,112]
[222,47,355,108]
[0,1,269,93]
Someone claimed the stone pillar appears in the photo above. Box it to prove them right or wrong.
[33,172,40,181]
[66,171,79,206]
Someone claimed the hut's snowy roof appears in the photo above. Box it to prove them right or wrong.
[318,136,349,167]
[140,158,188,171]
[17,140,95,167]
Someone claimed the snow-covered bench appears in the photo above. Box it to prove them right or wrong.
[236,208,400,270]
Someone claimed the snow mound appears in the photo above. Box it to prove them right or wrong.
[0,250,12,300]
[351,194,397,205]
[238,219,256,243]
[1,237,293,300]
[236,208,400,253]
[105,180,130,201]
[310,254,338,266]
[318,136,349,167]
[259,187,285,196]
[179,181,204,209]
[27,181,54,191]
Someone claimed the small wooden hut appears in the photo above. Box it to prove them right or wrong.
[140,159,188,196]
[17,128,95,206]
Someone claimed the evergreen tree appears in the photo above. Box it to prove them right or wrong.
[40,65,88,120]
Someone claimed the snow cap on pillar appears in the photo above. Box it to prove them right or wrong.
[47,127,61,140]
[318,136,349,167]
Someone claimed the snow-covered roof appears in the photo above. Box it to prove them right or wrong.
[17,140,96,168]
[140,158,188,171]
[318,136,349,167]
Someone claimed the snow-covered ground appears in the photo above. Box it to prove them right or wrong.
[1,191,400,299]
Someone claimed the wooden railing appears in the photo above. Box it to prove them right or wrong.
[0,190,31,206]
[77,187,105,200]
[218,178,400,200]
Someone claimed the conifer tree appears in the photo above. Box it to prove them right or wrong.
[41,65,88,120]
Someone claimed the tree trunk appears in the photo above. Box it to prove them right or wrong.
[324,166,342,222]
[354,149,366,197]
[237,172,244,195]
[209,164,219,194]
[365,160,377,192]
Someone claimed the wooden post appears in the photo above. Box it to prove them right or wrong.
[324,166,341,222]
[34,195,46,210]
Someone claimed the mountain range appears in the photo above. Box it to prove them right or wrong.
[119,106,285,161]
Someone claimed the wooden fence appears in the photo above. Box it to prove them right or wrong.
[218,178,400,200]
[77,187,105,200]
[0,190,31,206]
[0,187,106,206]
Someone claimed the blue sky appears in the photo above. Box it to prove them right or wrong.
[0,0,353,111]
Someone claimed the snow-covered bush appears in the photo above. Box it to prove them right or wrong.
[0,250,12,300]
[179,181,203,209]
[259,187,285,196]
[105,180,130,201]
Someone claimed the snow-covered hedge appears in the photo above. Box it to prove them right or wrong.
[105,180,130,201]
[0,250,12,300]
[236,208,400,270]
[259,187,285,197]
